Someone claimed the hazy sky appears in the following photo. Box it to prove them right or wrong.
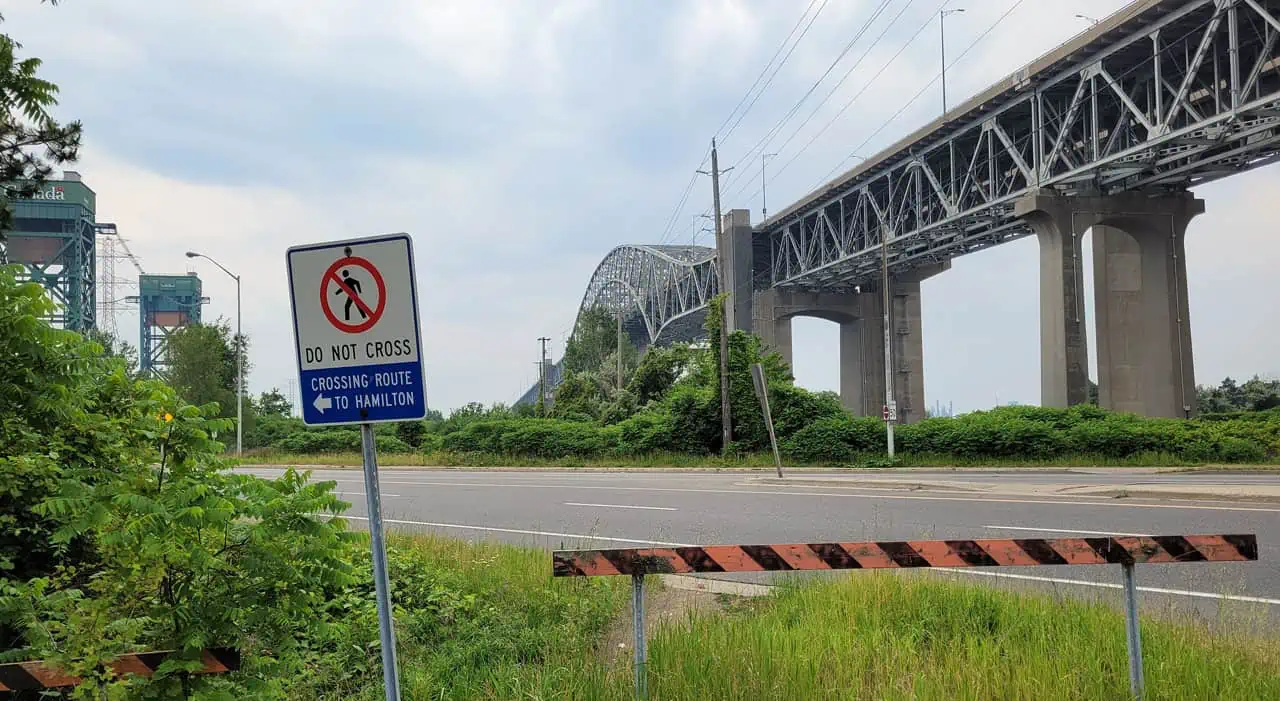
[8,0,1277,414]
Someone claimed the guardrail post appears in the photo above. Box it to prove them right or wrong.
[632,574,647,700]
[1121,562,1144,700]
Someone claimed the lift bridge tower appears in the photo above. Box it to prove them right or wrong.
[1,172,97,330]
[129,273,208,377]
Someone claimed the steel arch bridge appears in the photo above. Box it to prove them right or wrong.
[516,245,719,406]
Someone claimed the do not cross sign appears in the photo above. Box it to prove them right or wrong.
[287,234,427,426]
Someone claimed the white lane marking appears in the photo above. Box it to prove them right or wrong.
[931,569,1280,606]
[983,525,1152,537]
[339,492,402,497]
[564,502,677,511]
[321,478,1280,513]
[340,515,693,547]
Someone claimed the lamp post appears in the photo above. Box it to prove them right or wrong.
[186,251,242,456]
[940,8,965,113]
[761,152,778,222]
[1075,13,1100,25]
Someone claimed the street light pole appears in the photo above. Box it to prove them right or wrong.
[761,152,778,222]
[940,8,965,113]
[186,251,243,456]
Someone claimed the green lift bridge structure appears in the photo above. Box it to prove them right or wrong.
[3,172,209,376]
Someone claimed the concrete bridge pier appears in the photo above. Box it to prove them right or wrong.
[751,263,945,423]
[1016,190,1203,417]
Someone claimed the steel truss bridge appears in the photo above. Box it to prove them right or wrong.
[516,245,718,406]
[521,0,1280,402]
[765,0,1280,288]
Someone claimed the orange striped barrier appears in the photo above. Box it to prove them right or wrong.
[555,534,1259,700]
[552,534,1258,577]
[0,648,239,691]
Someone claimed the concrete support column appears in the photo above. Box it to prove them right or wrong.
[892,279,927,425]
[858,291,888,419]
[1015,192,1090,408]
[721,209,754,333]
[838,320,864,414]
[1089,195,1202,417]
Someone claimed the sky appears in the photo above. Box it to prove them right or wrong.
[7,0,1278,415]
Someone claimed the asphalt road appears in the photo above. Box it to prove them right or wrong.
[242,467,1280,624]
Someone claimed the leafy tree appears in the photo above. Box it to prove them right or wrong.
[84,327,140,377]
[0,1,82,240]
[1198,376,1280,413]
[1,264,357,699]
[563,306,640,379]
[627,344,694,404]
[167,319,250,418]
[255,388,291,418]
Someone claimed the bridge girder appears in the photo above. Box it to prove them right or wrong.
[762,0,1280,289]
[573,244,719,348]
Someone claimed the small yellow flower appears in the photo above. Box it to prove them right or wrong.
[164,413,174,422]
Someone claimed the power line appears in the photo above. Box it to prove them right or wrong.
[722,0,931,205]
[719,0,902,193]
[712,0,824,144]
[718,0,832,148]
[658,0,829,245]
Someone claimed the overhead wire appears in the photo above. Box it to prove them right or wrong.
[718,0,900,194]
[734,0,947,203]
[717,0,832,150]
[712,0,825,145]
[720,0,933,206]
[659,0,829,245]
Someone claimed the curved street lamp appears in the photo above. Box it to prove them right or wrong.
[186,251,243,456]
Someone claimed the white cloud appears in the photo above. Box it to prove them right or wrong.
[8,0,1278,416]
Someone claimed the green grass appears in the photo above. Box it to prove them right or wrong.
[238,449,1280,470]
[282,533,625,701]
[635,574,1280,701]
[282,535,1279,700]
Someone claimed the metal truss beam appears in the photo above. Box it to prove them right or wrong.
[761,0,1280,289]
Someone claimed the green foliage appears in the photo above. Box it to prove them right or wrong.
[166,320,250,420]
[0,265,134,580]
[0,4,82,238]
[627,343,693,404]
[1,266,359,699]
[549,371,605,421]
[1198,376,1280,413]
[562,306,639,380]
[781,404,1275,465]
[255,388,291,418]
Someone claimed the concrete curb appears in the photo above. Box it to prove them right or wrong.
[742,477,1280,505]
[237,463,1280,475]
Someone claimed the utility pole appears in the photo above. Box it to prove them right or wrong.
[882,232,895,457]
[699,139,733,452]
[537,336,551,415]
[616,309,624,392]
[761,152,778,222]
[940,8,965,113]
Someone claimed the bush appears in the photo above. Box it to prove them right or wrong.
[277,429,363,454]
[782,415,884,463]
[498,420,607,458]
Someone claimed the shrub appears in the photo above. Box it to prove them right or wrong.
[782,415,884,463]
[614,412,677,454]
[277,429,363,454]
[497,420,606,458]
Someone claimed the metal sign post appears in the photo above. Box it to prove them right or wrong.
[287,233,428,701]
[749,363,784,478]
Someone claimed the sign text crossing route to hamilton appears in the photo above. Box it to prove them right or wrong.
[287,233,426,426]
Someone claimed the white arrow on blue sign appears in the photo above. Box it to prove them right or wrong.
[287,233,427,426]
